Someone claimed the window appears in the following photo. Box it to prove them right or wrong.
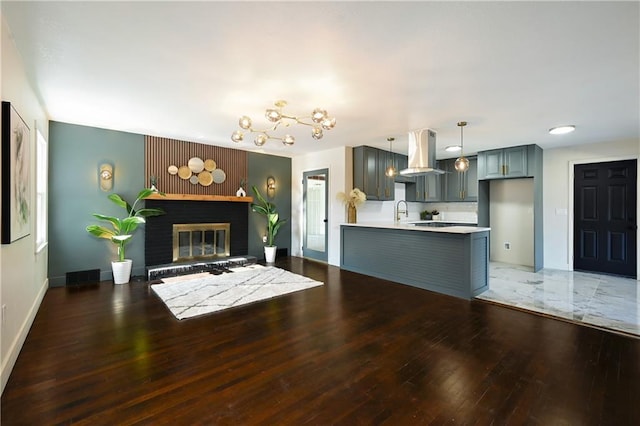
[35,128,48,253]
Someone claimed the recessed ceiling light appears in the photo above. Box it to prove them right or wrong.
[445,145,461,152]
[549,125,576,135]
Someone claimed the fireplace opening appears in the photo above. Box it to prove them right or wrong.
[173,223,230,262]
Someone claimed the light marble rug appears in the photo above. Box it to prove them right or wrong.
[151,265,323,320]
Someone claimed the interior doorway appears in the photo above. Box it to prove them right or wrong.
[302,169,328,262]
[574,159,637,277]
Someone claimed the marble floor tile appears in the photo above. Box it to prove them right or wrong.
[476,262,640,337]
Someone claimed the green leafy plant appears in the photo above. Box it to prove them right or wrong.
[420,209,440,220]
[86,188,165,262]
[251,185,287,247]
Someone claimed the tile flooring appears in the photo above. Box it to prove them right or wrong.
[476,262,640,337]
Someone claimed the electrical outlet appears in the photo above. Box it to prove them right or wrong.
[262,235,267,243]
[504,242,511,250]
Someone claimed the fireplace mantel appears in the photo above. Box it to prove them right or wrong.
[147,193,253,203]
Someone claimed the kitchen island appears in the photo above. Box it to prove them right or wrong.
[340,222,490,300]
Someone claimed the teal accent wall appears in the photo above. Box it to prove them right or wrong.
[48,121,291,284]
[247,152,292,259]
[48,122,145,286]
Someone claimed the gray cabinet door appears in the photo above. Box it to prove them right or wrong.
[504,146,528,177]
[444,159,462,201]
[465,157,478,201]
[393,153,413,183]
[406,175,425,202]
[425,171,441,201]
[478,146,528,179]
[444,157,477,201]
[353,146,379,200]
[353,146,395,201]
[378,149,394,200]
[480,149,504,179]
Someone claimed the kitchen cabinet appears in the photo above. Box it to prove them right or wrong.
[478,146,528,179]
[477,144,544,271]
[341,224,489,300]
[353,146,395,201]
[425,171,442,201]
[405,174,426,202]
[405,161,441,202]
[443,156,477,202]
[393,153,413,183]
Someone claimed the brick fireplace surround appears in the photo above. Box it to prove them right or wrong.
[144,199,249,267]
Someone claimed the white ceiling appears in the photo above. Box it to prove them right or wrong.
[2,1,639,158]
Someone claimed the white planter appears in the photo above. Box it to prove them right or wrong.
[264,246,277,264]
[112,259,133,284]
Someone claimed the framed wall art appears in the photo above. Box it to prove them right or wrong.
[2,101,31,244]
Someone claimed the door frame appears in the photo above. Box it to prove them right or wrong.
[302,168,329,263]
[568,155,639,279]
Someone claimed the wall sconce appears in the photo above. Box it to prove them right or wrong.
[99,163,113,191]
[267,176,276,198]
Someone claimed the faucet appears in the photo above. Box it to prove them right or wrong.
[396,200,408,222]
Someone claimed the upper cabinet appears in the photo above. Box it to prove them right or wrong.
[477,146,528,179]
[353,146,395,201]
[405,162,442,202]
[442,156,478,202]
[393,152,413,183]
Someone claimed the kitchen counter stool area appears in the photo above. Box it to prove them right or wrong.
[340,223,490,299]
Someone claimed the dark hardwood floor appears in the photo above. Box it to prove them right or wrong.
[2,257,639,425]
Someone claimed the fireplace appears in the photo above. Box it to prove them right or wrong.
[144,199,249,267]
[173,223,230,262]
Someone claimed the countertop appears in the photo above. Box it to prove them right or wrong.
[342,221,490,234]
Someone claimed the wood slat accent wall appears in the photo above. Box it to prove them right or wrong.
[145,136,248,196]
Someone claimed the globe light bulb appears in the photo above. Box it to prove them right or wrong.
[455,156,470,172]
[231,130,244,143]
[312,127,323,140]
[265,109,281,122]
[312,108,327,123]
[254,134,267,146]
[385,166,396,177]
[239,116,252,129]
[321,117,336,130]
[282,134,295,146]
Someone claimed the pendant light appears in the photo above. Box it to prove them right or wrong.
[454,121,470,172]
[385,137,397,177]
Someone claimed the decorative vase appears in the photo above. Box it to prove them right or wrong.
[111,259,133,284]
[264,246,277,263]
[236,187,246,197]
[347,205,357,223]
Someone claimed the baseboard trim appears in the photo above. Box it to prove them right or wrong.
[1,278,48,395]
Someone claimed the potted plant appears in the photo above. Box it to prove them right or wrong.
[86,188,165,284]
[251,185,287,263]
[420,210,432,220]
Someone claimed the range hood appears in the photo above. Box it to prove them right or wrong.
[399,128,445,176]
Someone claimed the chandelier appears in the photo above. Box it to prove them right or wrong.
[231,100,336,146]
[454,121,470,172]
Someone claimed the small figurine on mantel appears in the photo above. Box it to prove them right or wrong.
[236,179,247,197]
